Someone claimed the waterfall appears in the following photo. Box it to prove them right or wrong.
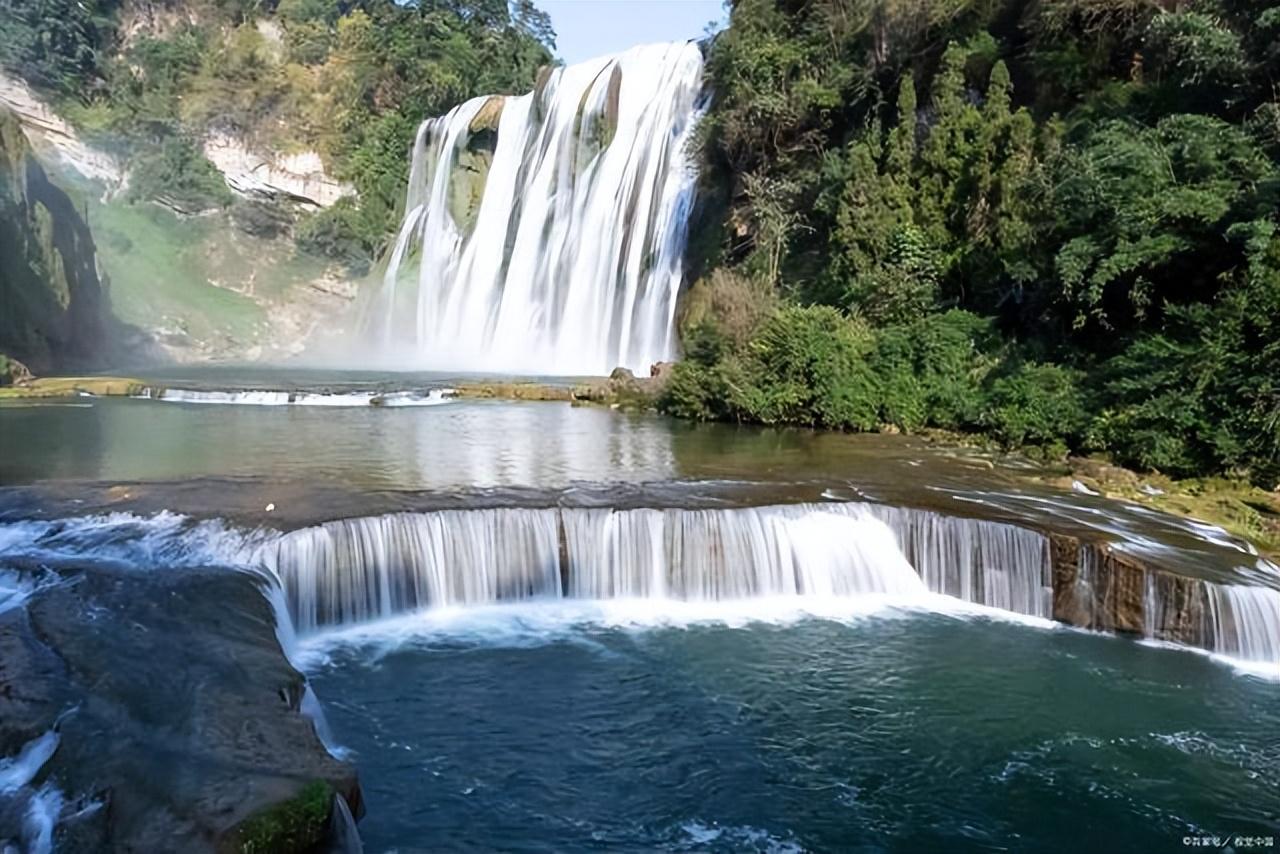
[1203,583,1280,662]
[866,505,1052,617]
[364,42,707,375]
[256,503,1046,634]
[134,388,452,407]
[4,507,1274,665]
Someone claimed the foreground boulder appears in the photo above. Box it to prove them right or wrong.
[0,558,361,852]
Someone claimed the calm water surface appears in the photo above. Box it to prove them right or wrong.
[0,370,1270,582]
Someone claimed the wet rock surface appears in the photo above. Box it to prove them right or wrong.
[0,557,360,852]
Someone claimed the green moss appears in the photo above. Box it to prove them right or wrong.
[453,382,573,401]
[1038,458,1280,560]
[235,780,334,854]
[87,197,330,349]
[0,376,147,398]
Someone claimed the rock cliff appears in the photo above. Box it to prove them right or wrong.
[0,107,109,373]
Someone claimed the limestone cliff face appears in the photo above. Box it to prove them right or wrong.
[0,108,108,373]
[0,73,124,189]
[203,132,354,209]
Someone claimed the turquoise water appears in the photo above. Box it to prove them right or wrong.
[307,604,1280,853]
[2,373,1278,853]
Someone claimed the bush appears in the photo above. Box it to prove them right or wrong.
[870,310,995,431]
[982,362,1088,448]
[295,197,379,272]
[127,136,233,213]
[678,267,776,356]
[728,305,880,430]
[660,361,728,421]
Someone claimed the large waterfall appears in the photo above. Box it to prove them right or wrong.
[364,42,706,375]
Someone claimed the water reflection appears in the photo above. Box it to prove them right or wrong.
[0,398,677,490]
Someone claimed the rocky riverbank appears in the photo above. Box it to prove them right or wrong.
[0,558,361,851]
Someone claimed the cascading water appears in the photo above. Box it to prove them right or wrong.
[256,503,1039,633]
[3,506,1276,666]
[364,42,707,375]
[1201,582,1280,662]
[868,505,1052,617]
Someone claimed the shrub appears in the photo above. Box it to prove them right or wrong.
[982,362,1087,448]
[870,310,995,431]
[728,305,880,430]
[660,361,728,421]
[127,136,233,213]
[678,267,777,354]
[295,197,379,272]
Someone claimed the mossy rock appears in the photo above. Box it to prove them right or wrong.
[453,382,575,401]
[228,781,335,854]
[0,375,148,398]
[447,147,493,235]
[0,354,33,386]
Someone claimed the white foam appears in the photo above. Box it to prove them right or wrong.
[1137,638,1280,682]
[677,821,803,853]
[133,387,453,407]
[23,784,62,854]
[293,592,1059,667]
[0,730,59,793]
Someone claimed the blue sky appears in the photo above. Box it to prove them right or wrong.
[539,0,726,65]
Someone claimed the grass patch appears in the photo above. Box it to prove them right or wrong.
[86,197,333,349]
[234,780,334,854]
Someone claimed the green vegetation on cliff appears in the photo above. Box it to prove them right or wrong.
[0,0,555,264]
[675,0,1280,488]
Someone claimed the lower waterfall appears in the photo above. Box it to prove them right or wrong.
[255,502,1048,633]
[1202,581,1280,662]
[1,505,1275,665]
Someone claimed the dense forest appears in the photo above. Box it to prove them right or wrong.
[0,0,554,265]
[669,0,1280,488]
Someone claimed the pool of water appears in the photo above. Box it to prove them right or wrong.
[306,603,1280,853]
[2,372,1273,584]
[2,370,1279,852]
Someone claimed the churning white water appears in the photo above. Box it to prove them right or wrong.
[134,388,452,407]
[365,42,707,375]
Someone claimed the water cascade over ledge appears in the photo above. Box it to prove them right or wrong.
[3,504,1276,667]
[362,42,707,375]
[254,503,1051,626]
[252,503,1279,665]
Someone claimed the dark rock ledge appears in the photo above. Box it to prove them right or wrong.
[0,558,361,852]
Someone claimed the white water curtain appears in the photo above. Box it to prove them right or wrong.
[365,42,706,375]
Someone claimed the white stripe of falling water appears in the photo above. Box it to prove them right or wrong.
[1206,582,1280,662]
[368,42,705,375]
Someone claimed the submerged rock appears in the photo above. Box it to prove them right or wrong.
[0,558,361,852]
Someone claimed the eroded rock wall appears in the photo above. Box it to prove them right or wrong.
[0,108,108,373]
